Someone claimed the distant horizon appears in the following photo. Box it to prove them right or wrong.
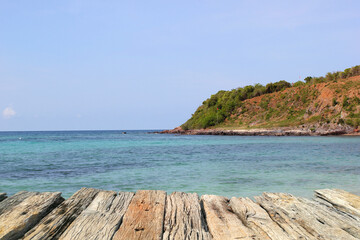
[0,129,166,132]
[1,1,359,131]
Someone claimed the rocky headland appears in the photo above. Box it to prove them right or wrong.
[161,124,358,136]
[163,66,360,136]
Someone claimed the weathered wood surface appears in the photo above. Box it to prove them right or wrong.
[113,190,166,240]
[0,191,63,240]
[255,192,360,240]
[0,193,6,202]
[23,187,100,240]
[201,195,256,240]
[163,192,211,240]
[59,191,134,240]
[301,195,360,239]
[255,193,317,239]
[0,191,36,216]
[315,188,360,218]
[1,188,360,240]
[229,197,290,240]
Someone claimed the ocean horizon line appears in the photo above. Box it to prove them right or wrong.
[0,129,166,133]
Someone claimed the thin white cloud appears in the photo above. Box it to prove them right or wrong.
[2,107,16,119]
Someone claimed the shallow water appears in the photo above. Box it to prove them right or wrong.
[0,130,359,199]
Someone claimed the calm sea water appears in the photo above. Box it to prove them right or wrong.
[0,130,359,199]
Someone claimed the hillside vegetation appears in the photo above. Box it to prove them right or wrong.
[182,65,360,130]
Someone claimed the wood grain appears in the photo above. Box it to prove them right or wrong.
[112,190,166,240]
[315,188,360,218]
[0,191,63,240]
[201,194,257,240]
[1,188,359,240]
[163,192,211,240]
[59,191,134,240]
[229,196,290,240]
[24,188,100,240]
[255,192,360,240]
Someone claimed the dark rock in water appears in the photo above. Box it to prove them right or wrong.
[160,126,185,134]
[0,193,6,202]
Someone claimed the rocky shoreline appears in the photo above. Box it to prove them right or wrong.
[160,125,359,136]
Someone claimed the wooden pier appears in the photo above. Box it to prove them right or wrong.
[0,188,359,240]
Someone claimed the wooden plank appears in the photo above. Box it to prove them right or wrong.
[0,193,6,202]
[163,192,211,240]
[255,192,360,240]
[0,191,63,240]
[112,190,166,240]
[229,197,290,240]
[300,195,360,239]
[255,193,325,240]
[59,191,134,240]
[23,187,101,240]
[315,189,360,218]
[0,191,36,216]
[201,194,256,240]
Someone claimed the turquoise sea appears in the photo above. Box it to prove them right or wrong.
[0,130,359,199]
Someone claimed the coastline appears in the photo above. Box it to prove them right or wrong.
[160,125,359,136]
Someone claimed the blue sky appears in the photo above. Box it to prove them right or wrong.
[1,1,359,130]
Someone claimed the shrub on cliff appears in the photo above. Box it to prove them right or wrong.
[265,80,292,94]
[304,65,360,85]
[253,84,266,97]
[304,76,312,83]
[293,81,305,87]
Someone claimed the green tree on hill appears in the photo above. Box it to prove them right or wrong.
[181,65,360,130]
